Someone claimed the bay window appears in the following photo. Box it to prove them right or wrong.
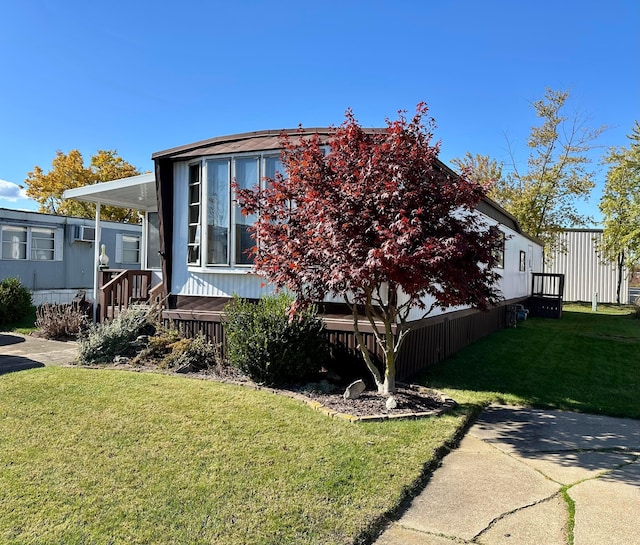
[188,153,283,268]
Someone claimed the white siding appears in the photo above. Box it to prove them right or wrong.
[171,160,544,309]
[31,288,92,306]
[546,230,630,304]
[405,222,543,321]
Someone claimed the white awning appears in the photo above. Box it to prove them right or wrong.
[62,173,157,211]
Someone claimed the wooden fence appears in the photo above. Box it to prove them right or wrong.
[163,301,513,381]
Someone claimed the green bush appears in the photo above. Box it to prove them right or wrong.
[77,305,156,365]
[0,277,32,325]
[224,293,328,386]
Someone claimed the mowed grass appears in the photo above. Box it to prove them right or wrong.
[418,303,640,418]
[0,367,473,545]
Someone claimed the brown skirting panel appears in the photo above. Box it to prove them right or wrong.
[163,298,526,382]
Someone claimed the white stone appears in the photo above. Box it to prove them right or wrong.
[386,395,398,410]
[343,379,366,399]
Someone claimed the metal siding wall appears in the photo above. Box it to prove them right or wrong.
[547,230,630,303]
[0,213,141,293]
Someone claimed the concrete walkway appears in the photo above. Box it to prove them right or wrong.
[0,332,78,373]
[377,405,640,545]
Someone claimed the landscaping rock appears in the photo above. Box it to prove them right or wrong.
[386,395,398,410]
[344,379,366,400]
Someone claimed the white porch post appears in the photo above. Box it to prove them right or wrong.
[92,203,102,323]
[140,211,148,269]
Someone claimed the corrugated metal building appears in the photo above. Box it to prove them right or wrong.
[546,229,630,304]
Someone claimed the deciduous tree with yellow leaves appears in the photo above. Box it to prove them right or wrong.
[25,149,142,223]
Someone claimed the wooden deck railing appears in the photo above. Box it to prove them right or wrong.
[98,269,154,322]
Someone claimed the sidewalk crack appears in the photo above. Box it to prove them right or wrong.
[470,492,563,543]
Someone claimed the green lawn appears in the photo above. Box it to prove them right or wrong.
[1,303,638,544]
[418,303,640,418]
[0,367,474,545]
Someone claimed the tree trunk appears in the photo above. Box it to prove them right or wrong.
[616,251,625,305]
[382,346,396,394]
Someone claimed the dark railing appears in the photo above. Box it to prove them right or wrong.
[530,273,565,319]
[98,269,153,322]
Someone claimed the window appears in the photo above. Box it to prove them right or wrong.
[187,164,201,265]
[234,157,259,265]
[147,212,161,269]
[494,231,505,269]
[116,234,141,264]
[122,236,140,264]
[1,226,27,259]
[1,225,60,261]
[206,159,230,265]
[519,250,526,272]
[188,153,284,268]
[31,228,55,260]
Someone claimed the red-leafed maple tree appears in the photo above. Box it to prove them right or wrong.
[235,104,503,394]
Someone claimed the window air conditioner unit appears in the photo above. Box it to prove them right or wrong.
[73,225,96,242]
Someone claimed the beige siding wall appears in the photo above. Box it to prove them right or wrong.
[546,230,630,304]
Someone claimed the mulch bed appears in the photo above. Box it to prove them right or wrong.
[284,383,457,421]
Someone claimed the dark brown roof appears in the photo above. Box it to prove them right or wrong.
[151,128,539,244]
[151,127,393,160]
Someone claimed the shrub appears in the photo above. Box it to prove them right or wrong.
[35,302,89,340]
[77,305,156,365]
[633,296,640,319]
[164,334,224,373]
[131,326,182,366]
[0,277,32,325]
[131,328,232,377]
[224,293,328,386]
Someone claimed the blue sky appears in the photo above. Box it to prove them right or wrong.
[1,0,638,225]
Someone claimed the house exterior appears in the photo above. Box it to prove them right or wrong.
[0,207,143,305]
[546,229,633,304]
[151,129,544,379]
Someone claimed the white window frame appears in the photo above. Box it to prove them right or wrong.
[116,233,141,265]
[0,225,62,261]
[187,152,284,272]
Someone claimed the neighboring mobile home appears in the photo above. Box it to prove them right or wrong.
[151,129,544,379]
[546,229,633,304]
[0,207,143,306]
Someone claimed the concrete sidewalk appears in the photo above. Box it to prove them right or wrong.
[0,332,78,373]
[377,405,640,545]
